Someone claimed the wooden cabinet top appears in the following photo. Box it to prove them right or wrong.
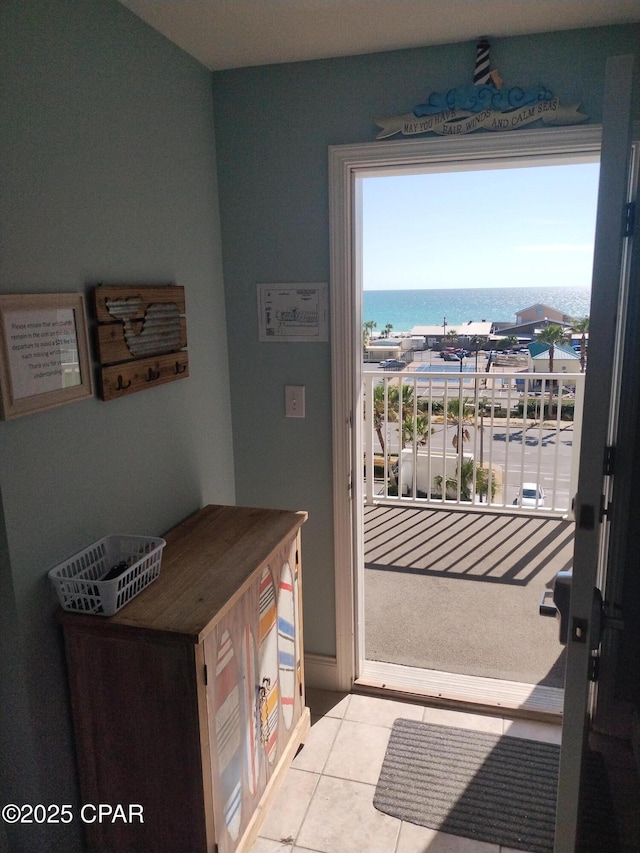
[58,504,306,643]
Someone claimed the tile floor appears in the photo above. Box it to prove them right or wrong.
[250,689,563,853]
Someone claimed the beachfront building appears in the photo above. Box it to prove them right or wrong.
[491,316,573,345]
[491,304,575,346]
[410,309,575,353]
[410,319,493,349]
[515,303,571,326]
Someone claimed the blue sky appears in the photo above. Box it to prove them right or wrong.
[362,162,600,290]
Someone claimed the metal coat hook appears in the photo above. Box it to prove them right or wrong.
[175,361,186,375]
[147,367,161,382]
[116,375,131,391]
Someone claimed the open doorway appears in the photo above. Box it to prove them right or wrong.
[328,126,610,708]
[358,158,599,713]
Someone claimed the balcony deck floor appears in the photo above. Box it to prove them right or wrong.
[363,504,573,690]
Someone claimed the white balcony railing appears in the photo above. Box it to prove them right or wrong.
[363,366,585,516]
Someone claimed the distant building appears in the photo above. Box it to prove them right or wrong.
[364,337,426,362]
[364,338,403,362]
[515,303,571,325]
[492,304,574,343]
[388,305,578,353]
[527,341,581,373]
[410,320,493,348]
[491,318,571,341]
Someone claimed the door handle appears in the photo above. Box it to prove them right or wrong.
[539,590,557,618]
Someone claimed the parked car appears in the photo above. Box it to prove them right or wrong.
[379,359,407,370]
[440,347,469,359]
[513,483,545,507]
[442,352,461,361]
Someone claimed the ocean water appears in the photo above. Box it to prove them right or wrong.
[363,286,591,333]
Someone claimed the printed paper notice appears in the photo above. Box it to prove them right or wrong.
[258,284,328,342]
[4,309,81,399]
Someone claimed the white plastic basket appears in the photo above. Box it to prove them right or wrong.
[48,535,166,616]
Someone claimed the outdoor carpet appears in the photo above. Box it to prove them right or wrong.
[373,718,619,853]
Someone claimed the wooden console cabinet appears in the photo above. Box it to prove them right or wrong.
[59,505,309,853]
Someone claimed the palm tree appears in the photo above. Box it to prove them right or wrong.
[535,324,568,416]
[368,381,432,495]
[446,397,473,456]
[434,458,497,502]
[400,414,431,449]
[388,383,432,447]
[370,382,432,454]
[362,320,377,354]
[371,383,389,453]
[382,323,393,339]
[434,458,473,501]
[570,315,589,373]
[497,335,518,351]
[475,464,498,502]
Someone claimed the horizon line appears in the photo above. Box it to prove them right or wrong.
[364,284,591,292]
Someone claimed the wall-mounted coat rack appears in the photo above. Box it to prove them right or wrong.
[94,285,188,401]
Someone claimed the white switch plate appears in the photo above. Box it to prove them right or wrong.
[285,385,305,418]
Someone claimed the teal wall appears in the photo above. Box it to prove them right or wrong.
[1,1,233,849]
[212,25,640,657]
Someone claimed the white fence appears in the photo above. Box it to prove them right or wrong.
[363,367,585,515]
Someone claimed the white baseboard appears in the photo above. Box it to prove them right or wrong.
[304,653,338,691]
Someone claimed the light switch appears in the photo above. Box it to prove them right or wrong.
[285,385,305,418]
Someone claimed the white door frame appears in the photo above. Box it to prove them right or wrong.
[329,125,606,693]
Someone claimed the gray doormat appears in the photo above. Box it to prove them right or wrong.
[374,719,619,853]
[374,719,559,853]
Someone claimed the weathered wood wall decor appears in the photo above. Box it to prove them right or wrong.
[94,285,188,401]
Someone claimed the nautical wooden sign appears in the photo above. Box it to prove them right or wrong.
[375,38,588,139]
[94,284,188,401]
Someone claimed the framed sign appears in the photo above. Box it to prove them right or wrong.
[0,293,94,419]
[257,283,328,342]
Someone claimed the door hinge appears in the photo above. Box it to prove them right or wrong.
[588,653,600,682]
[204,664,208,686]
[599,491,613,522]
[624,201,636,238]
[603,445,615,476]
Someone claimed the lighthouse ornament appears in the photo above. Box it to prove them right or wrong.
[473,37,492,85]
[375,38,587,139]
